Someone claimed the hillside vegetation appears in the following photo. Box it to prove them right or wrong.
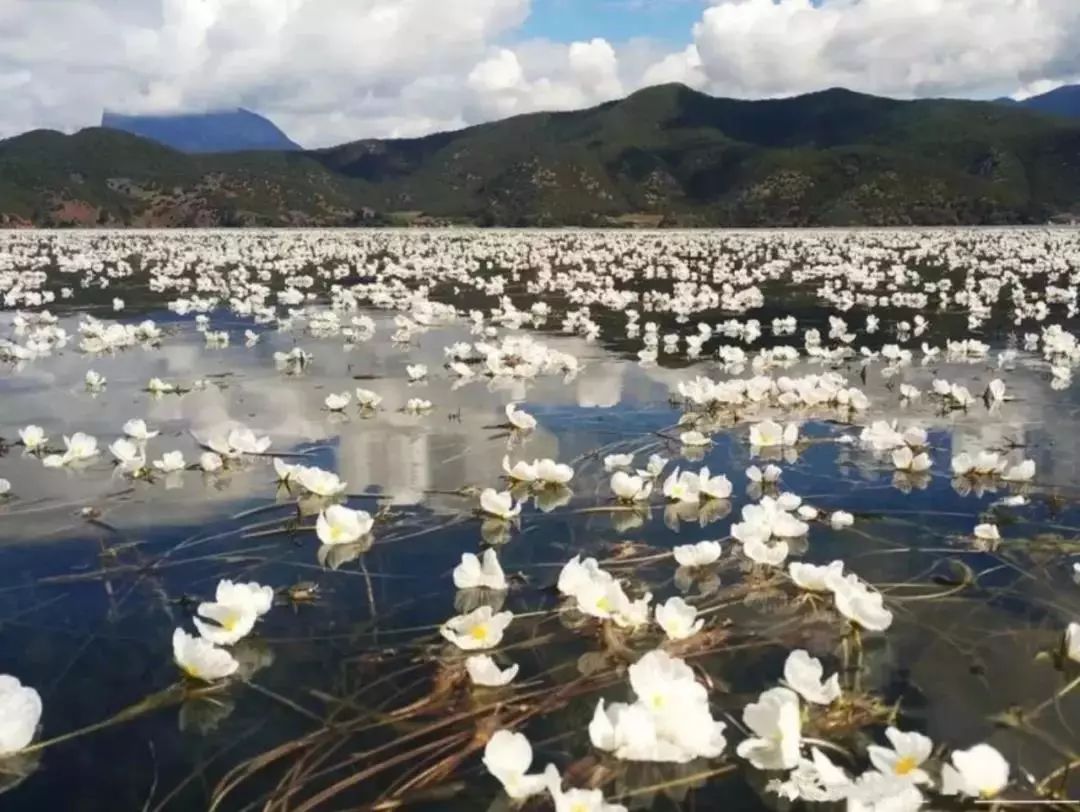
[4,84,1080,227]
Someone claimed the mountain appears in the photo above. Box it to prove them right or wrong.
[5,84,1080,227]
[1004,85,1080,120]
[100,108,301,154]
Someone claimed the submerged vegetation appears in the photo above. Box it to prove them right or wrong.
[0,228,1078,809]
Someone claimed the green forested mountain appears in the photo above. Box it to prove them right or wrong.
[4,84,1080,227]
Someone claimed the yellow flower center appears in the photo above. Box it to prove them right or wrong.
[595,596,612,612]
[894,756,918,776]
[469,624,489,642]
[650,693,665,709]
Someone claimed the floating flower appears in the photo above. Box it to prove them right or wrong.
[123,419,158,441]
[662,468,701,504]
[831,574,893,631]
[404,397,432,413]
[535,458,573,486]
[354,388,382,408]
[1065,622,1079,663]
[679,430,711,447]
[867,727,933,785]
[502,456,539,483]
[109,438,146,474]
[974,523,1000,542]
[316,505,373,545]
[172,629,239,682]
[324,392,350,411]
[891,446,931,472]
[0,676,42,756]
[440,606,513,650]
[63,432,99,462]
[610,471,652,502]
[215,580,274,617]
[85,370,106,390]
[830,510,855,529]
[604,453,633,472]
[1001,459,1035,482]
[18,425,47,452]
[940,743,1010,798]
[466,655,519,687]
[736,686,802,770]
[193,601,258,646]
[152,450,185,473]
[482,730,549,800]
[453,549,507,591]
[479,488,521,520]
[673,541,722,568]
[295,466,347,497]
[0,479,9,497]
[750,420,799,448]
[655,597,704,640]
[789,560,844,592]
[200,452,224,473]
[505,403,536,431]
[783,650,840,705]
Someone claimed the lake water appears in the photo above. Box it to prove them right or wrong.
[0,228,1078,810]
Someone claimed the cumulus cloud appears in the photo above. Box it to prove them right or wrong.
[1,0,1079,148]
[671,0,1080,99]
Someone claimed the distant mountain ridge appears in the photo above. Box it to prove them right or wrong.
[100,108,301,154]
[998,84,1080,120]
[3,83,1080,227]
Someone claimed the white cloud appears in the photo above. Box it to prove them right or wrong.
[677,0,1080,99]
[1,0,1080,148]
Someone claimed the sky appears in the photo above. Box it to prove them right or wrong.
[1,0,1079,149]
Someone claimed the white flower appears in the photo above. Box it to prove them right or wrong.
[215,580,274,617]
[1065,622,1079,663]
[63,432,99,462]
[1001,459,1035,482]
[535,458,574,486]
[940,743,1010,798]
[655,597,704,640]
[867,727,933,785]
[479,488,521,520]
[147,377,176,394]
[736,686,802,770]
[110,438,146,473]
[153,450,185,473]
[502,456,539,482]
[546,772,627,812]
[831,574,893,631]
[273,458,299,482]
[172,628,239,681]
[987,379,1006,401]
[453,549,507,591]
[750,420,799,448]
[482,730,548,800]
[974,523,1000,542]
[404,397,432,413]
[891,446,931,472]
[505,403,536,431]
[85,370,106,390]
[847,771,924,812]
[324,392,351,411]
[440,606,513,650]
[637,453,667,479]
[673,541,722,568]
[557,555,609,597]
[405,363,427,381]
[0,675,42,755]
[226,427,271,455]
[18,425,47,451]
[193,601,258,646]
[316,505,373,545]
[611,471,652,502]
[590,650,725,763]
[604,453,634,472]
[466,655,519,687]
[698,469,732,499]
[899,384,920,400]
[783,650,840,705]
[0,479,9,497]
[747,464,782,483]
[295,466,347,497]
[662,468,701,504]
[679,430,711,447]
[830,510,855,529]
[123,418,158,441]
[200,452,224,472]
[789,560,844,592]
[354,388,383,408]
